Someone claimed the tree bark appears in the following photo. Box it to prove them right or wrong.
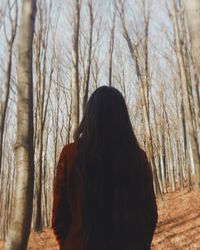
[183,0,200,79]
[83,0,94,112]
[108,8,116,87]
[33,1,52,232]
[70,0,80,141]
[0,0,17,172]
[4,0,36,249]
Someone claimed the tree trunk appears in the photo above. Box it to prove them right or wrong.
[108,9,116,87]
[0,0,17,172]
[33,1,52,231]
[71,0,80,141]
[4,0,36,249]
[83,0,93,112]
[183,0,200,79]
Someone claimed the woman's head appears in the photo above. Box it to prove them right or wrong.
[75,86,138,150]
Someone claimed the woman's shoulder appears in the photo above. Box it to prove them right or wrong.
[59,143,76,160]
[59,143,77,165]
[60,142,77,157]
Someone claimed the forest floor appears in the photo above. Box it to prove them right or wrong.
[0,189,200,249]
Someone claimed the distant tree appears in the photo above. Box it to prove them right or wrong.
[0,0,17,172]
[82,0,94,112]
[170,0,200,188]
[108,5,116,87]
[33,0,53,233]
[0,1,18,239]
[183,0,200,79]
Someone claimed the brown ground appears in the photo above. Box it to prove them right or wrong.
[152,189,200,249]
[1,189,200,249]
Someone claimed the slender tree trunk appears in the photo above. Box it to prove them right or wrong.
[153,102,164,193]
[183,0,200,79]
[83,0,93,112]
[0,0,17,172]
[0,47,13,172]
[71,0,80,141]
[4,0,36,249]
[176,139,184,190]
[33,2,52,231]
[53,76,61,176]
[108,9,116,87]
[43,124,49,226]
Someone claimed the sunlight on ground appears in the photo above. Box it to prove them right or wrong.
[152,190,200,249]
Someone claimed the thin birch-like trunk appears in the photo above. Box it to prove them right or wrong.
[83,0,94,112]
[108,8,116,87]
[71,0,80,141]
[183,0,200,79]
[0,0,17,172]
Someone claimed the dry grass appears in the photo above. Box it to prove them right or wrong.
[152,189,200,249]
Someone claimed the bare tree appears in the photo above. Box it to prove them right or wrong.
[0,0,17,172]
[82,0,94,112]
[183,0,200,137]
[70,0,80,141]
[32,0,53,233]
[4,0,36,248]
[183,0,200,79]
[108,5,116,87]
[170,0,200,188]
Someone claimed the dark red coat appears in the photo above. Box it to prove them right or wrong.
[51,143,157,250]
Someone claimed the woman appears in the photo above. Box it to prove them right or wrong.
[52,86,157,250]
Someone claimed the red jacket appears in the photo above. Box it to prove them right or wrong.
[51,143,83,249]
[51,143,157,250]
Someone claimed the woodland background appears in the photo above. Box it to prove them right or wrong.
[0,0,200,249]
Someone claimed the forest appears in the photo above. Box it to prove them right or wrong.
[0,0,200,249]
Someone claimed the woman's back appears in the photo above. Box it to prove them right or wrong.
[52,86,158,250]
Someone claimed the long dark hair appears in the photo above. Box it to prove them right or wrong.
[71,86,151,250]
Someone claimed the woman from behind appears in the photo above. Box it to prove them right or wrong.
[52,86,158,250]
